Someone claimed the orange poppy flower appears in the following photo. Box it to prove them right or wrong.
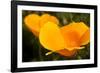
[24,13,59,36]
[24,13,90,57]
[39,22,90,57]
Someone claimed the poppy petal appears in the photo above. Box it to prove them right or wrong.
[60,22,89,50]
[39,22,65,52]
[62,22,89,38]
[24,14,40,34]
[61,28,81,50]
[57,49,76,57]
[80,29,90,45]
[40,14,59,27]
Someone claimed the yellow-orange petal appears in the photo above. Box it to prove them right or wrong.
[24,14,40,33]
[50,16,59,24]
[60,22,89,50]
[61,28,81,50]
[62,22,89,38]
[80,29,90,45]
[40,14,59,27]
[57,49,76,57]
[39,22,65,52]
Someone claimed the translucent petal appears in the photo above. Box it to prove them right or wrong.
[60,22,89,50]
[39,22,65,51]
[62,22,89,38]
[61,28,81,50]
[40,14,59,27]
[57,49,76,57]
[24,14,40,32]
[80,29,90,45]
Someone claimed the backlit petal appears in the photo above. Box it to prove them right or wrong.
[39,22,65,51]
[60,22,89,50]
[40,14,59,27]
[24,14,40,35]
[61,28,81,50]
[80,29,90,45]
[57,49,76,57]
[62,22,89,38]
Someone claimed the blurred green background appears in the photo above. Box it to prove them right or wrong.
[22,10,90,62]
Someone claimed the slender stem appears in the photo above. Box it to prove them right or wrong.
[70,13,73,22]
[38,40,43,61]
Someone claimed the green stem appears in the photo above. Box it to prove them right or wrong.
[69,13,73,22]
[38,40,43,61]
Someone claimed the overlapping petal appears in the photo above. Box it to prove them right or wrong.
[80,29,90,45]
[24,13,59,36]
[57,49,76,57]
[24,13,90,57]
[40,14,59,27]
[39,22,90,57]
[39,22,65,52]
[24,14,40,36]
[60,22,89,51]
